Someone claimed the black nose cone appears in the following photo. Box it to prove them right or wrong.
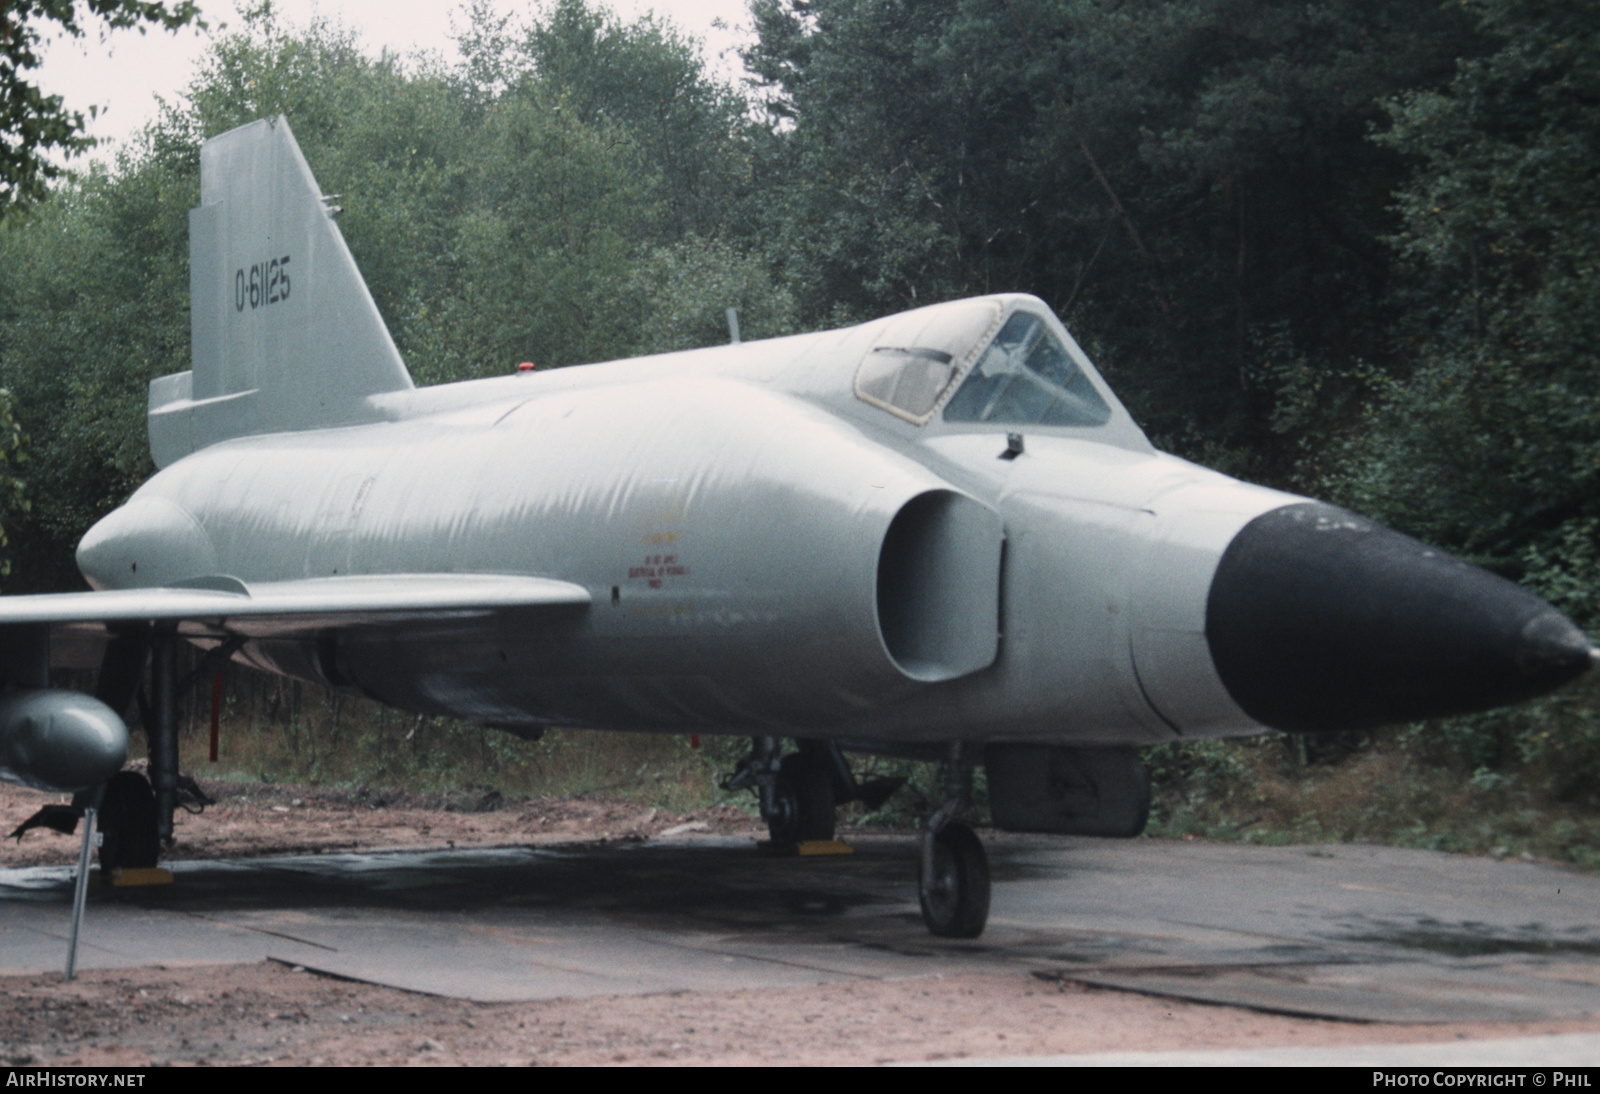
[1206,503,1594,733]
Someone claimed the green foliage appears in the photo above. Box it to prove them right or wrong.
[172,671,742,810]
[743,0,1480,482]
[0,157,195,589]
[0,0,774,585]
[1140,718,1600,870]
[168,0,779,380]
[0,388,28,583]
[0,0,200,216]
[1143,738,1265,839]
[1315,0,1600,804]
[398,90,659,379]
[522,0,758,240]
[1335,0,1600,630]
[621,237,798,356]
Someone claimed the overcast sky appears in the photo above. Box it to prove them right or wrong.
[36,0,756,164]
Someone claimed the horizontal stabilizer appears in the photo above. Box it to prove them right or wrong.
[0,574,590,638]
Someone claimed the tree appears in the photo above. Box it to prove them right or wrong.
[1323,0,1600,793]
[0,1,781,588]
[743,0,1480,483]
[1341,0,1600,623]
[521,0,757,240]
[1,0,201,217]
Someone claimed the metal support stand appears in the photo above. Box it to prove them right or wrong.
[65,806,98,981]
[150,624,178,846]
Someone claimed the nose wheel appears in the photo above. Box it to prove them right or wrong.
[918,742,990,939]
[920,821,990,938]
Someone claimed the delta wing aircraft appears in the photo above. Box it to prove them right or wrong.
[2,118,1594,938]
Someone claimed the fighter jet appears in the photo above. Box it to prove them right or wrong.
[1,117,1593,938]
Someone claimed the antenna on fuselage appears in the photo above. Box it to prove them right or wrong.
[726,307,741,345]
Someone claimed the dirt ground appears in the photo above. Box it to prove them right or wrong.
[0,771,763,868]
[5,777,1599,1066]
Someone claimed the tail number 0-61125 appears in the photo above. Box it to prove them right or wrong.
[234,256,291,312]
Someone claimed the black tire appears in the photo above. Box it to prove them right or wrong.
[766,752,836,846]
[919,821,990,939]
[98,771,160,871]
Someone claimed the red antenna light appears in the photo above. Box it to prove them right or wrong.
[517,361,536,373]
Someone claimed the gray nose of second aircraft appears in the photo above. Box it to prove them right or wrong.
[1205,502,1594,733]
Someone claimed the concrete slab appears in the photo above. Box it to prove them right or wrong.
[3,834,1599,1023]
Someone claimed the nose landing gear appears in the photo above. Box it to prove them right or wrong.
[919,742,990,939]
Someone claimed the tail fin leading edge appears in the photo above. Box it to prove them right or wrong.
[149,116,413,468]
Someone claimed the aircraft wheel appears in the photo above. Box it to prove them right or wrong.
[767,753,835,846]
[98,771,160,871]
[919,821,989,939]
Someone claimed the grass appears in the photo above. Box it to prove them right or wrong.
[155,673,749,813]
[155,669,961,827]
[1144,711,1600,871]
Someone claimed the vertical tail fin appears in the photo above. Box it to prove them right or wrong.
[149,116,413,468]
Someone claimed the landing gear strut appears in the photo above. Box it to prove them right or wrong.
[919,742,990,939]
[149,624,179,847]
[89,623,217,867]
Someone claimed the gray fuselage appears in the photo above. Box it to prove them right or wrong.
[78,295,1292,748]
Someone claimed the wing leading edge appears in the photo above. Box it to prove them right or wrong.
[0,573,591,639]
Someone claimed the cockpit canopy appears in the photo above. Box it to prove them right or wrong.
[943,312,1111,428]
[853,299,1111,428]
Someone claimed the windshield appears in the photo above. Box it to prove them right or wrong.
[853,299,1002,424]
[943,312,1111,428]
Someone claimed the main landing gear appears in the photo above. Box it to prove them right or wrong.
[724,737,907,849]
[723,736,991,939]
[768,749,836,845]
[97,771,161,871]
[725,737,836,846]
[90,624,217,870]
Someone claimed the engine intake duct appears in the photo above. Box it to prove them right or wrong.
[876,490,1003,683]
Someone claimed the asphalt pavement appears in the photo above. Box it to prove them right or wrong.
[4,832,1599,1044]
